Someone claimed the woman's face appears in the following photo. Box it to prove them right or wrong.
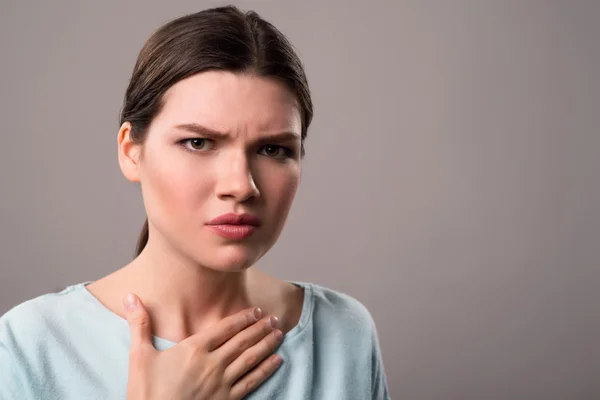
[120,71,302,272]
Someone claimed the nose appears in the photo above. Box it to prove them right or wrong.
[215,150,260,203]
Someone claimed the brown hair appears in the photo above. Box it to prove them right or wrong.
[119,6,313,257]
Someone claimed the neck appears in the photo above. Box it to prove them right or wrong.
[120,235,259,342]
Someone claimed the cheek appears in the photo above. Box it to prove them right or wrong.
[141,154,210,227]
[261,166,300,218]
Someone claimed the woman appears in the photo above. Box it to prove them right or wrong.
[0,6,390,399]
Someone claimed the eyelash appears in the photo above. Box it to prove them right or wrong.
[178,138,295,160]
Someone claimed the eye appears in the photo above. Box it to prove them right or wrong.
[181,138,214,151]
[260,145,294,160]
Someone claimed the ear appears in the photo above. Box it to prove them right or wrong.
[117,122,142,183]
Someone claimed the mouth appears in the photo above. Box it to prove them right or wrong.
[206,224,257,240]
[206,213,262,226]
[205,213,261,240]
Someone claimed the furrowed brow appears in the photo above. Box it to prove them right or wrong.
[174,123,228,139]
[174,123,300,143]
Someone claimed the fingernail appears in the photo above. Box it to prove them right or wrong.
[124,293,138,312]
[253,307,262,320]
[272,355,282,366]
[270,316,279,328]
[274,329,283,341]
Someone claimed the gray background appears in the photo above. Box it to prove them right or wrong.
[1,0,598,398]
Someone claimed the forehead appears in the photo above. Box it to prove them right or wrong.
[156,71,301,134]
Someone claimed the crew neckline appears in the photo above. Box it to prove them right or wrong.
[71,280,314,349]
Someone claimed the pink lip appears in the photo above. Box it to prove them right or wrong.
[206,213,261,226]
[207,224,256,239]
[206,213,261,240]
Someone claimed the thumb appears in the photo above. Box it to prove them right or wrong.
[123,293,153,351]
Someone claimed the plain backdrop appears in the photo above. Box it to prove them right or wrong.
[1,0,599,399]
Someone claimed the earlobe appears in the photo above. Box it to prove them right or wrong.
[117,122,142,183]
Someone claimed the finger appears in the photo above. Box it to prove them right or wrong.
[186,307,262,351]
[223,328,283,385]
[215,315,278,367]
[229,354,283,400]
[123,293,153,352]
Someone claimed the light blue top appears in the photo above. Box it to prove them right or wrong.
[0,281,390,399]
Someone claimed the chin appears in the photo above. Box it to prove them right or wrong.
[200,245,263,272]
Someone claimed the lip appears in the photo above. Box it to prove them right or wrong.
[205,213,261,240]
[206,224,256,240]
[206,213,262,226]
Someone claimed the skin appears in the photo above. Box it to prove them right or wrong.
[86,71,305,343]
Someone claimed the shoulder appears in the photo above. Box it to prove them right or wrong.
[0,283,84,350]
[299,281,378,337]
[0,283,95,395]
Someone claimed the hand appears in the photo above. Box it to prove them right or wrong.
[123,293,284,400]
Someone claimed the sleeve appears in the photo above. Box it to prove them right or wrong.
[0,341,28,400]
[369,316,391,399]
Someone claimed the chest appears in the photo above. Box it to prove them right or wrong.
[25,329,371,399]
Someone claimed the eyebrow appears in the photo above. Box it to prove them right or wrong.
[174,123,300,143]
